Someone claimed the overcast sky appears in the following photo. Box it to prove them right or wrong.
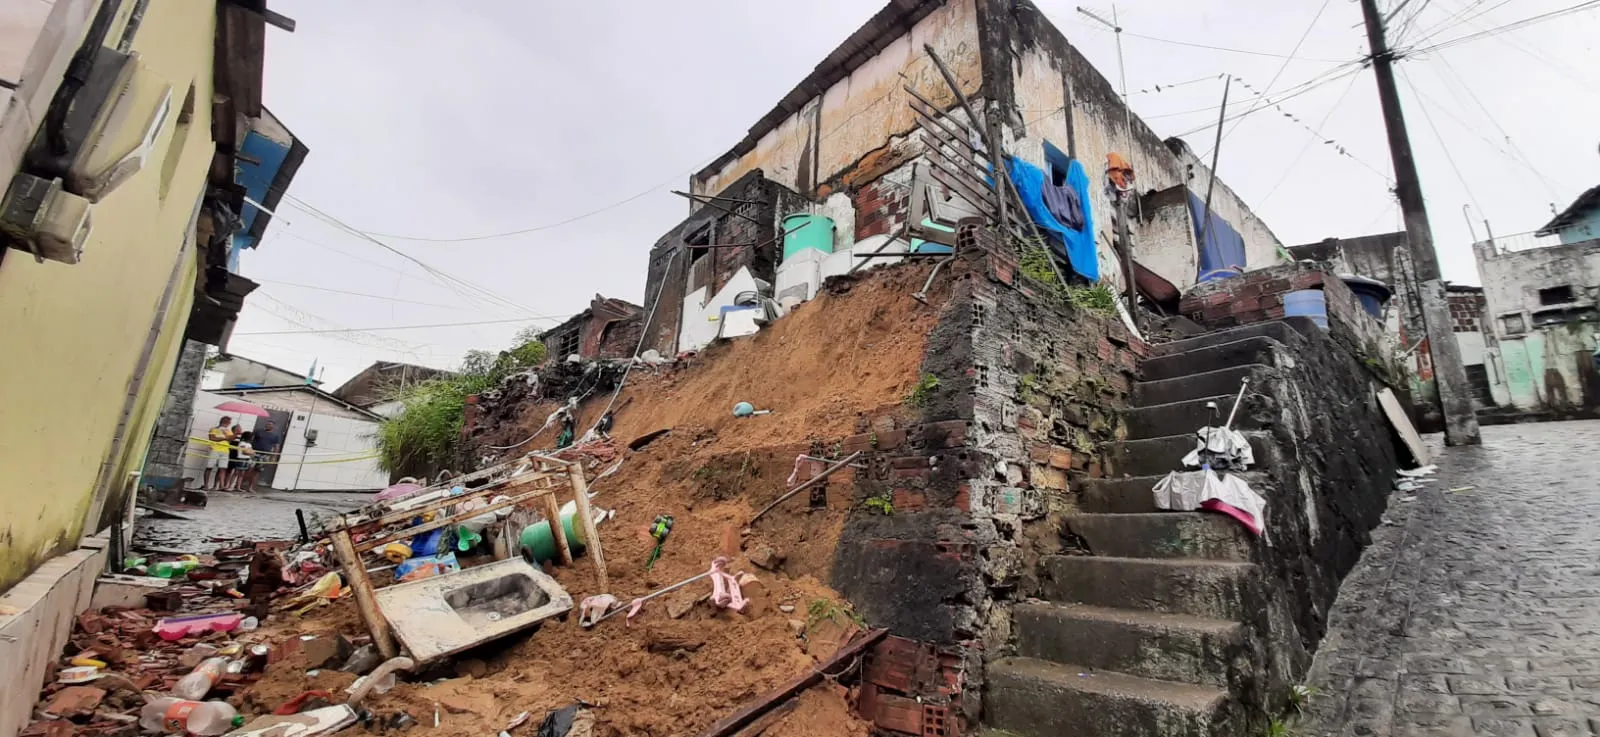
[229,0,1600,387]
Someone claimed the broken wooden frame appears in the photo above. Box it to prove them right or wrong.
[699,628,889,737]
[327,453,608,658]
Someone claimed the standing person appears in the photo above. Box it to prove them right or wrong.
[231,431,256,491]
[225,424,244,491]
[203,416,233,490]
[253,420,282,488]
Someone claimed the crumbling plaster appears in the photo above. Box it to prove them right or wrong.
[692,0,984,201]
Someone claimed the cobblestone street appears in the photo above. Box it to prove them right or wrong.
[1303,421,1600,737]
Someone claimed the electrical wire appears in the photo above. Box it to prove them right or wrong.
[1398,72,1566,194]
[1406,0,1600,54]
[1075,22,1345,62]
[1170,64,1365,137]
[236,315,567,337]
[1256,72,1365,206]
[1201,0,1334,159]
[1411,0,1594,88]
[1429,54,1564,200]
[254,279,485,311]
[1397,67,1484,221]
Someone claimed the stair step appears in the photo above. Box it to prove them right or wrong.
[1038,556,1253,619]
[1142,336,1283,382]
[1134,365,1264,407]
[1066,513,1254,561]
[1124,394,1266,440]
[986,657,1229,737]
[1080,473,1273,514]
[1111,432,1274,477]
[1148,320,1302,358]
[1014,603,1243,688]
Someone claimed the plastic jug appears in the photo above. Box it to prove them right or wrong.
[139,697,241,735]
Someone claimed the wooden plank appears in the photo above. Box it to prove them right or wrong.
[902,85,981,145]
[542,489,573,567]
[568,465,608,593]
[341,468,559,531]
[354,488,555,553]
[698,629,888,737]
[908,97,984,157]
[331,528,397,658]
[1378,387,1430,466]
[914,117,987,174]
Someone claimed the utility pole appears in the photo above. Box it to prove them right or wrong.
[1359,0,1481,446]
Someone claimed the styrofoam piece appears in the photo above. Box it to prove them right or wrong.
[718,306,763,340]
[776,257,821,304]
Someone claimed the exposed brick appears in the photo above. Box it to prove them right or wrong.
[1029,443,1051,464]
[893,466,932,480]
[1232,297,1262,313]
[1033,464,1068,490]
[44,686,105,719]
[876,429,907,451]
[1291,272,1325,289]
[1048,447,1074,470]
[892,489,927,511]
[891,456,932,470]
[925,420,968,448]
[1261,278,1291,294]
[953,482,971,512]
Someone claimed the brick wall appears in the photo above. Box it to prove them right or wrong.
[1448,290,1486,333]
[145,340,209,481]
[852,178,911,241]
[594,316,644,360]
[831,228,1144,727]
[1179,262,1391,373]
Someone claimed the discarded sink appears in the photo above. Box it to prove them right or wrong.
[375,558,571,662]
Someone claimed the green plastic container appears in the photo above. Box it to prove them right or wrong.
[519,510,588,563]
[781,214,835,261]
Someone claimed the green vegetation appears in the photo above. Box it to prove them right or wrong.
[805,598,865,630]
[1264,717,1293,737]
[861,492,894,516]
[1019,372,1040,404]
[906,372,942,408]
[374,331,550,479]
[1066,283,1118,316]
[1288,684,1318,714]
[1019,240,1062,289]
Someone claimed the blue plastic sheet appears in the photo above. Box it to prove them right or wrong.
[1188,191,1247,282]
[1007,157,1098,282]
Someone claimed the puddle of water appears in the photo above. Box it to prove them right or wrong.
[134,490,373,552]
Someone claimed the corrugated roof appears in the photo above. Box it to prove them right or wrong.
[1537,184,1600,236]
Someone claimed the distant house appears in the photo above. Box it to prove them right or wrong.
[540,295,645,361]
[332,361,453,408]
[183,384,389,492]
[206,354,318,389]
[1537,185,1600,246]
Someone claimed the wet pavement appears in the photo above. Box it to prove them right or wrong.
[1302,420,1600,737]
[133,488,374,552]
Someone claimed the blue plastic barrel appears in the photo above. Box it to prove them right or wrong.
[1339,276,1391,319]
[1284,289,1329,329]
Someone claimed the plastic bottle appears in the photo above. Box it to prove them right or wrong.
[172,657,227,700]
[139,697,242,735]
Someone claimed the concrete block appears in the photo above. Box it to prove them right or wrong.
[1080,473,1272,515]
[1037,555,1254,619]
[985,656,1227,737]
[1065,513,1254,561]
[1014,603,1243,687]
[89,574,174,611]
[1142,337,1283,382]
[1111,432,1274,477]
[1123,394,1267,438]
[1133,365,1263,407]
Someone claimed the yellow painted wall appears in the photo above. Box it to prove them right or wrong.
[0,0,217,592]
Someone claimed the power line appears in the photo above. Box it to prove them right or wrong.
[282,195,539,317]
[236,315,568,337]
[1428,53,1564,200]
[1171,63,1365,137]
[1397,67,1484,219]
[254,279,483,311]
[358,175,683,243]
[1202,0,1334,158]
[1410,0,1594,87]
[1398,71,1566,193]
[1077,23,1345,62]
[1407,0,1600,54]
[1256,72,1365,206]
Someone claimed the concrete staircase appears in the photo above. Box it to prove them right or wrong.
[986,322,1298,737]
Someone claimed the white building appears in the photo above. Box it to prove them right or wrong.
[183,385,389,492]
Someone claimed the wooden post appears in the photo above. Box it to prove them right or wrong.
[330,527,397,658]
[542,487,573,566]
[567,465,607,593]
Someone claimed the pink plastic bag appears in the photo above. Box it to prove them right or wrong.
[155,613,243,641]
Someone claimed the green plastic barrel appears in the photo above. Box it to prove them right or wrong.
[781,214,835,260]
[519,510,588,563]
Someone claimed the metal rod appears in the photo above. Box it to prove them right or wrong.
[295,509,309,544]
[1199,76,1231,252]
[749,452,863,525]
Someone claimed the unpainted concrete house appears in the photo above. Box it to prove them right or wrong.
[637,0,1289,357]
[592,2,1415,735]
[1472,228,1600,413]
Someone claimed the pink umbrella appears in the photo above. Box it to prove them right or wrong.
[375,481,423,501]
[214,400,271,418]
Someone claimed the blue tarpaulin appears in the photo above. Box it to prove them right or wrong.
[1188,191,1247,282]
[1007,157,1097,282]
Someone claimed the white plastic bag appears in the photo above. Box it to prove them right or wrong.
[1182,427,1255,470]
[1153,470,1212,511]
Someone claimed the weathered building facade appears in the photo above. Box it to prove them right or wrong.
[1472,235,1600,413]
[540,294,645,361]
[639,0,1288,356]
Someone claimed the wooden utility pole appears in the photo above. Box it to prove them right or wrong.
[1359,0,1481,446]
